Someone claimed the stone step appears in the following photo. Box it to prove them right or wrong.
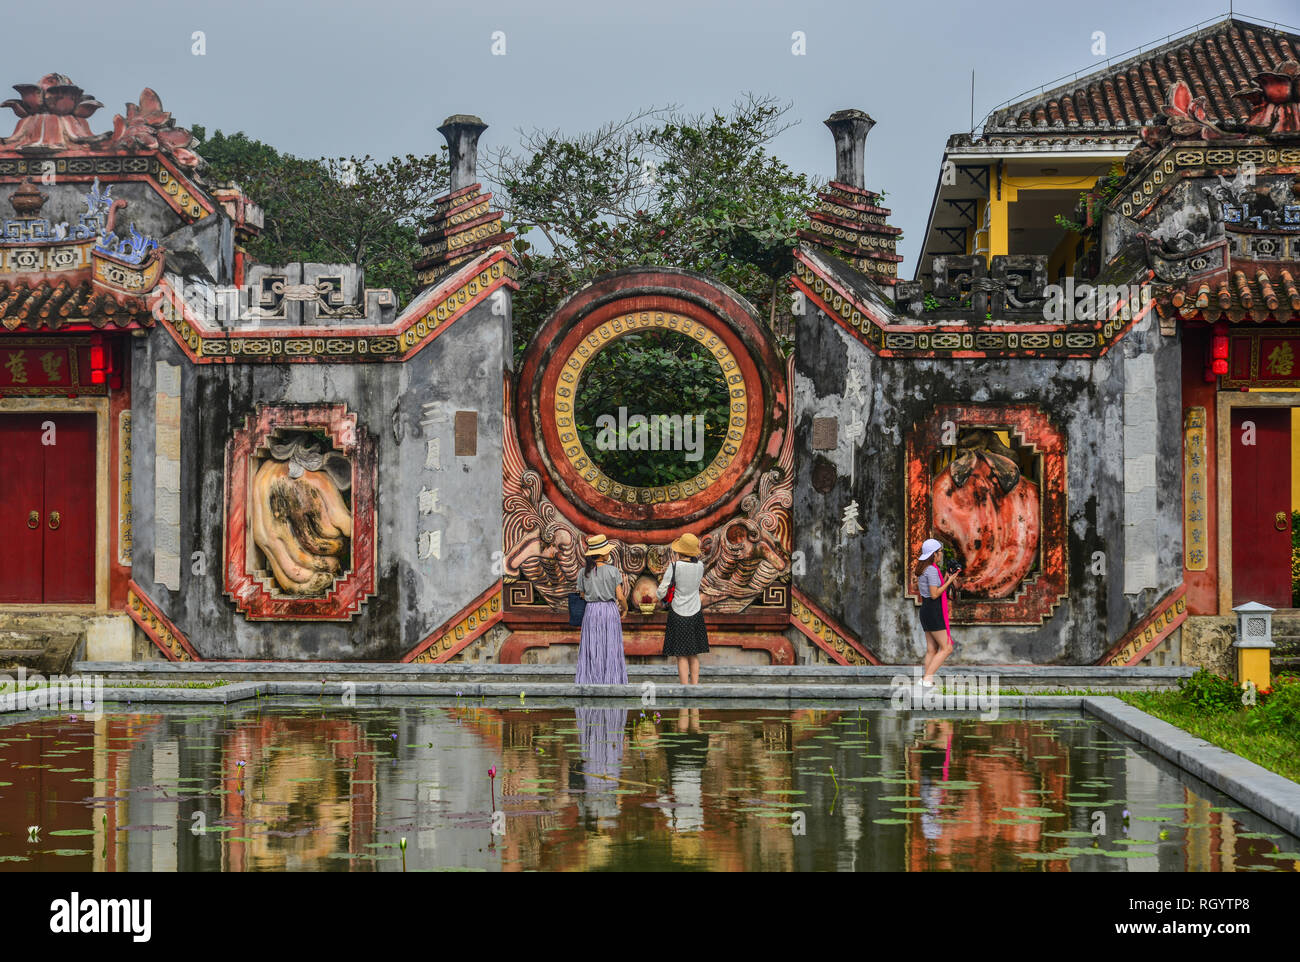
[72,660,1193,690]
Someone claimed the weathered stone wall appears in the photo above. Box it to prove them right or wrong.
[1180,616,1235,677]
[129,298,507,660]
[793,305,1183,664]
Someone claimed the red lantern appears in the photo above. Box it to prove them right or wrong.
[1212,321,1229,358]
[1207,321,1229,378]
[89,333,106,385]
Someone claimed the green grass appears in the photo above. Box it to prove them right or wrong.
[1119,691,1300,783]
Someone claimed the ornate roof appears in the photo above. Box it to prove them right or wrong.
[985,17,1300,139]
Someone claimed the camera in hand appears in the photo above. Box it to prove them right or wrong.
[945,557,964,575]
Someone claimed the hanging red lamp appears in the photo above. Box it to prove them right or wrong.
[1210,321,1229,377]
[89,333,106,385]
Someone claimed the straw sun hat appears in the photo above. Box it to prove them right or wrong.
[670,532,701,556]
[584,533,616,557]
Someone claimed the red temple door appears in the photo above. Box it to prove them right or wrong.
[1231,408,1292,608]
[0,412,96,604]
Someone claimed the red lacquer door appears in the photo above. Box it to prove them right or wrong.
[43,413,96,603]
[0,412,95,604]
[1231,408,1292,608]
[0,414,45,603]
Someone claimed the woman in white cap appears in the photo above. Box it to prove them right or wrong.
[915,538,960,687]
[657,532,709,685]
[575,534,629,685]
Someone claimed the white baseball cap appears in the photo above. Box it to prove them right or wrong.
[918,539,943,561]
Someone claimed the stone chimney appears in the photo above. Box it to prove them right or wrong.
[795,108,902,287]
[824,109,875,190]
[438,114,489,194]
[413,114,514,288]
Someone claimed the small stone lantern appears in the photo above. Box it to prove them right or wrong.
[1232,601,1274,691]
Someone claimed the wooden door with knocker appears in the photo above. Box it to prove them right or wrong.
[0,413,96,604]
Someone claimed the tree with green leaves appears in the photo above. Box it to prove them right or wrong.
[191,125,448,306]
[481,94,820,359]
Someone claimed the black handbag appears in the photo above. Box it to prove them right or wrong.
[567,592,587,626]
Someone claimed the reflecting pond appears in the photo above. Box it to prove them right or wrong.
[1,702,1297,871]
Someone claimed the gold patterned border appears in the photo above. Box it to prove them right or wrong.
[126,582,198,661]
[794,251,1152,358]
[0,154,213,221]
[1117,145,1300,218]
[790,589,880,666]
[1184,407,1208,572]
[1097,587,1188,666]
[151,251,517,364]
[404,583,503,663]
[552,311,748,503]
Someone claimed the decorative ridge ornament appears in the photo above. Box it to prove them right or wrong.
[0,73,102,149]
[1234,60,1300,135]
[7,177,46,217]
[0,76,202,172]
[77,87,202,171]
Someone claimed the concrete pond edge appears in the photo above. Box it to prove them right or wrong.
[1081,696,1300,839]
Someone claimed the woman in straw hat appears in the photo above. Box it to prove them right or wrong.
[915,538,960,688]
[657,532,709,685]
[574,533,629,685]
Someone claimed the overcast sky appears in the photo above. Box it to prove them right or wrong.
[8,0,1298,268]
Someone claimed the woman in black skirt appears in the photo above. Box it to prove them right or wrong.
[657,532,709,685]
[915,538,960,688]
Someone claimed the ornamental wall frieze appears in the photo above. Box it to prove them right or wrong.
[403,583,504,663]
[0,155,211,222]
[1114,143,1300,221]
[150,249,518,364]
[1096,586,1187,666]
[793,250,1152,359]
[126,582,198,661]
[789,590,879,665]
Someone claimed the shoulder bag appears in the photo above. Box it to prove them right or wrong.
[660,563,677,610]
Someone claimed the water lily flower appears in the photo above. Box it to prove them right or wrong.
[27,826,39,841]
[488,765,497,779]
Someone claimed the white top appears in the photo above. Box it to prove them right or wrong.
[657,560,704,617]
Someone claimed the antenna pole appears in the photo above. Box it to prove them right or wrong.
[970,70,975,135]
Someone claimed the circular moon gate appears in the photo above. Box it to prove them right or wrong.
[516,268,788,541]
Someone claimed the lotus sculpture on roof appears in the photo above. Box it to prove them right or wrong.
[1,74,202,171]
[0,73,103,149]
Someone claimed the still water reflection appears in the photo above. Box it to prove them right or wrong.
[1,702,1296,871]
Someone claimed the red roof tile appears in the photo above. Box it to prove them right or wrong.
[987,18,1300,135]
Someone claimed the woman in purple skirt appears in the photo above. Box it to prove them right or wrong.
[574,533,628,685]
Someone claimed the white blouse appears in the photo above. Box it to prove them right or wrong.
[657,560,704,617]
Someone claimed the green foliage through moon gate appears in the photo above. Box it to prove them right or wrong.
[574,330,731,487]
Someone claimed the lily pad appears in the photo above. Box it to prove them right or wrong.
[1002,807,1063,817]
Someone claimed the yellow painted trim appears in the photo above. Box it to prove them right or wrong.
[1002,174,1100,190]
